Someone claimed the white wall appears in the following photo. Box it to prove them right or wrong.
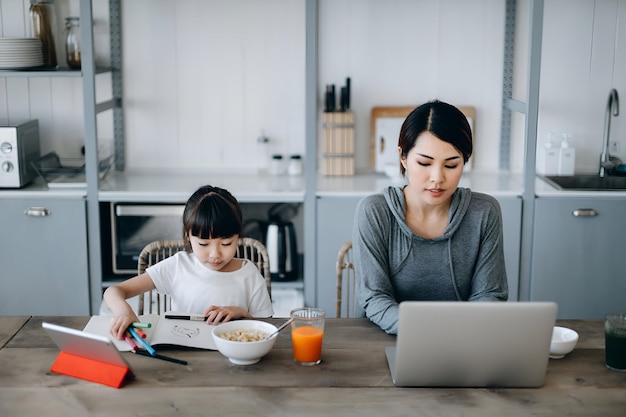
[1,0,624,176]
[121,0,305,173]
[319,0,505,173]
[537,0,626,174]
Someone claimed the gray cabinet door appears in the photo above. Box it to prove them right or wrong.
[0,198,90,315]
[498,196,522,301]
[531,198,626,319]
[316,196,362,318]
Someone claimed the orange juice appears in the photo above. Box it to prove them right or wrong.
[291,325,324,363]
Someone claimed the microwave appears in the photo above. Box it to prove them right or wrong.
[0,119,40,188]
[110,203,185,274]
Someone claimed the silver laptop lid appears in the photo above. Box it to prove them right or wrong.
[386,301,557,387]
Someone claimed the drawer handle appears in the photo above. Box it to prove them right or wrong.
[24,207,52,217]
[572,208,598,217]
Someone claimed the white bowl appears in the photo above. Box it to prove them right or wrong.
[549,326,579,359]
[212,320,278,365]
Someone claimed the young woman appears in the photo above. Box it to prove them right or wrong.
[104,185,274,340]
[353,100,508,334]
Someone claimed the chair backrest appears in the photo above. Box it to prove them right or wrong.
[237,237,272,299]
[137,237,271,315]
[336,240,357,318]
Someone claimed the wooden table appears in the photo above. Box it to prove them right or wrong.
[0,317,624,416]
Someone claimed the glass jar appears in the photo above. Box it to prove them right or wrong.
[288,155,303,176]
[29,0,58,68]
[269,154,285,176]
[64,17,81,69]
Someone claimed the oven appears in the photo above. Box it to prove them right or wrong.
[109,203,185,274]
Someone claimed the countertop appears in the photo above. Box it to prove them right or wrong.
[102,170,527,201]
[3,170,626,201]
[98,170,307,202]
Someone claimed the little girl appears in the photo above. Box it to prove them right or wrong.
[104,185,274,340]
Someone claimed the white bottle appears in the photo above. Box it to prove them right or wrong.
[287,155,303,176]
[557,132,575,176]
[537,133,559,175]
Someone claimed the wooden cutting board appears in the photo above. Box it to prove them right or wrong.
[370,106,476,171]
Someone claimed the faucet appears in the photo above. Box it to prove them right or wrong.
[600,89,619,177]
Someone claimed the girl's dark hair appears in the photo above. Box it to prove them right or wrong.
[182,185,243,251]
[398,100,472,175]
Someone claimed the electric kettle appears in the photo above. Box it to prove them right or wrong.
[265,204,299,281]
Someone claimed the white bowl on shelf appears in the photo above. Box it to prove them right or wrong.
[549,326,579,359]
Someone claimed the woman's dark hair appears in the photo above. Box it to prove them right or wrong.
[182,185,243,251]
[398,100,472,175]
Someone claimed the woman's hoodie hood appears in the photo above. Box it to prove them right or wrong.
[382,186,472,241]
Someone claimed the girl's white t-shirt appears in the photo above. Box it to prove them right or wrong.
[147,251,274,317]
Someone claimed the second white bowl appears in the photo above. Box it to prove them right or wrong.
[549,326,579,359]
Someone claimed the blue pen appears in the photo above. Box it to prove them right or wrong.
[128,326,157,356]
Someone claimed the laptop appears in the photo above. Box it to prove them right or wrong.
[385,301,557,387]
[42,322,134,373]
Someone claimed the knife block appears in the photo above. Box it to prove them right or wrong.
[322,111,355,176]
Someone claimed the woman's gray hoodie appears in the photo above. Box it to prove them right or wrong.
[353,186,508,334]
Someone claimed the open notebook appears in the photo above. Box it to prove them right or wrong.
[385,301,557,387]
[83,312,218,351]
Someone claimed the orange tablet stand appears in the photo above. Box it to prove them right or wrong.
[50,351,133,388]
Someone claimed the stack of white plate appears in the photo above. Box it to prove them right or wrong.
[0,37,44,69]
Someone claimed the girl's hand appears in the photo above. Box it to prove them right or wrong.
[110,313,140,340]
[203,305,252,325]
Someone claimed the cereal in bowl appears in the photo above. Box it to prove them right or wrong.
[218,328,269,342]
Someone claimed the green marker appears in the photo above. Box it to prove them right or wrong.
[131,322,152,328]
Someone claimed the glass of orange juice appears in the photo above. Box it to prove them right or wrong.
[290,307,326,366]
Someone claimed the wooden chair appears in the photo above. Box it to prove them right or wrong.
[137,237,271,315]
[336,240,357,318]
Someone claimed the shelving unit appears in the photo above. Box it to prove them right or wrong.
[0,0,122,313]
[79,0,123,312]
[502,0,544,300]
[0,0,546,313]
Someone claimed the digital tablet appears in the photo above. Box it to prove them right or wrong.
[42,321,133,371]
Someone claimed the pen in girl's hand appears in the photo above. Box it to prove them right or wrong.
[131,322,152,328]
[134,328,147,338]
[124,331,138,351]
[128,326,156,356]
[164,314,208,321]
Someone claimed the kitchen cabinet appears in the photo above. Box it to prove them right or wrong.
[0,0,120,313]
[316,193,522,318]
[315,195,362,317]
[0,197,90,315]
[530,197,626,319]
[497,196,522,301]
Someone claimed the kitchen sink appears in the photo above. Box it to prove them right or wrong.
[542,175,626,191]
